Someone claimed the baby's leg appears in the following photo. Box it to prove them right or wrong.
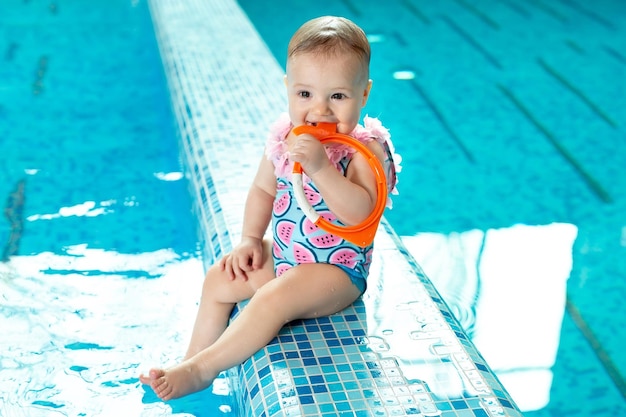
[184,239,276,359]
[143,262,360,400]
[139,239,275,397]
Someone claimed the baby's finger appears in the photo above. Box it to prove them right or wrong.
[235,259,251,281]
[251,247,263,270]
[223,256,236,280]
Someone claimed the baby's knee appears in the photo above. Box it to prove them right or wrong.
[202,263,226,290]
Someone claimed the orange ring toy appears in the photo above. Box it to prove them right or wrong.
[291,122,387,247]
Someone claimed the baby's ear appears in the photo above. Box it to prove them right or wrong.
[283,74,288,88]
[362,79,373,107]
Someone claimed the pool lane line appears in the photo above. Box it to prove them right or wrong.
[566,297,626,399]
[604,46,626,66]
[453,0,501,30]
[526,0,569,24]
[440,16,503,70]
[409,80,475,163]
[500,0,532,19]
[563,39,585,55]
[400,0,431,25]
[497,84,613,204]
[559,0,617,31]
[392,32,409,48]
[33,55,48,95]
[5,42,18,61]
[2,179,25,262]
[537,58,618,129]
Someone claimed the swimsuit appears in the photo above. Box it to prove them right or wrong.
[265,113,401,293]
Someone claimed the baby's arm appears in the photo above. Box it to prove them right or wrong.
[292,133,386,226]
[220,156,276,279]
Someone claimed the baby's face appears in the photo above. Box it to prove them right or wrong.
[285,51,371,135]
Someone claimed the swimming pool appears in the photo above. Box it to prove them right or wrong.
[3,0,624,416]
[237,0,626,415]
[0,1,235,415]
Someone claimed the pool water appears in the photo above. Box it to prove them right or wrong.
[0,1,235,415]
[237,0,626,415]
[2,0,625,416]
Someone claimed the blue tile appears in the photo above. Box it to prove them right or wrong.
[319,403,335,412]
[328,343,342,351]
[451,400,468,409]
[296,385,312,395]
[260,374,273,390]
[343,381,358,390]
[335,401,351,411]
[321,365,335,374]
[500,398,513,408]
[250,383,259,399]
[309,375,324,384]
[294,377,308,386]
[296,395,313,405]
[336,364,350,372]
[266,343,282,353]
[312,384,328,393]
[352,362,366,371]
[302,358,317,366]
[258,365,270,379]
[319,357,333,365]
[267,401,281,415]
[329,383,344,394]
[300,349,314,358]
[298,341,312,349]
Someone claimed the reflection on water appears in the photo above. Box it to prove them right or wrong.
[0,246,233,416]
[402,222,578,412]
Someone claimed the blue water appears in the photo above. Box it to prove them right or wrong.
[238,0,626,415]
[3,0,625,416]
[0,1,235,415]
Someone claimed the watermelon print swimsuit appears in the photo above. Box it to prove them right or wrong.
[265,113,401,294]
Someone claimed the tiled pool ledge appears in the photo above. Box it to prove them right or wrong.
[148,0,523,415]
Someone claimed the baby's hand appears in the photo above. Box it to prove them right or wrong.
[290,132,331,176]
[219,236,263,280]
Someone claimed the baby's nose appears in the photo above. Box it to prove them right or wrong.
[313,98,332,115]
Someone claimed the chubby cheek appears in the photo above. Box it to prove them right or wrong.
[336,116,360,134]
[287,104,306,125]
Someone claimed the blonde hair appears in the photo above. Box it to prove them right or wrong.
[288,16,370,78]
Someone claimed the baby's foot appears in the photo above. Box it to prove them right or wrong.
[139,360,217,401]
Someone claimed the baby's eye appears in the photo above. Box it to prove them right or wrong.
[331,93,347,100]
[298,91,311,98]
